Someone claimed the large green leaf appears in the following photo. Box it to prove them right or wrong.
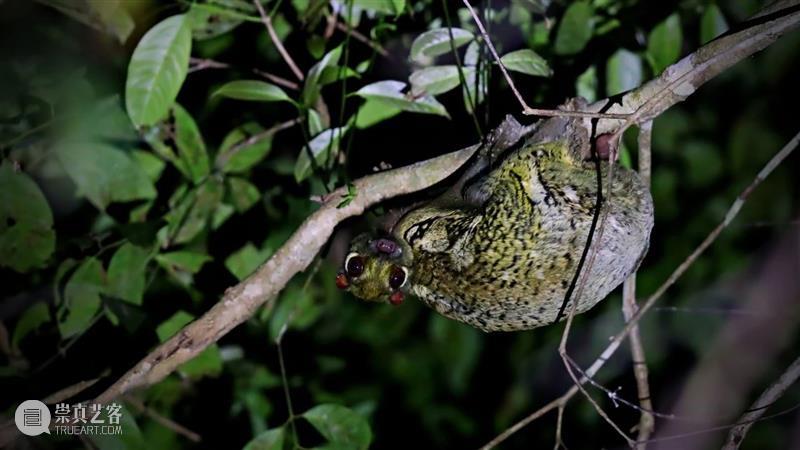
[355,100,401,129]
[0,162,55,272]
[172,104,210,184]
[188,0,255,40]
[294,126,349,182]
[647,13,682,74]
[355,80,449,118]
[155,251,211,274]
[225,242,271,281]
[243,427,285,450]
[59,258,104,338]
[606,49,642,96]
[303,404,372,450]
[107,243,150,305]
[500,49,552,77]
[87,0,135,43]
[554,2,594,55]
[409,65,462,96]
[125,14,191,127]
[227,177,261,212]
[56,141,157,210]
[410,28,473,63]
[163,179,223,245]
[12,302,51,348]
[213,80,292,103]
[216,122,274,173]
[303,46,343,106]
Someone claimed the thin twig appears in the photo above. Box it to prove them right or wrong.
[623,119,654,449]
[333,21,389,57]
[188,57,230,73]
[554,403,567,450]
[722,355,800,449]
[480,129,800,449]
[252,68,301,90]
[214,117,302,169]
[252,0,305,81]
[125,395,202,442]
[460,0,629,121]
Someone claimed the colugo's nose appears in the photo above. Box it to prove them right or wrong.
[335,273,349,289]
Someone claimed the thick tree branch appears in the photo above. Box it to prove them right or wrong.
[94,145,480,404]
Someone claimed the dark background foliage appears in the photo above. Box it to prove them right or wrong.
[1,0,799,449]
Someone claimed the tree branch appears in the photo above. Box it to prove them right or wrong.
[252,0,305,81]
[722,355,800,449]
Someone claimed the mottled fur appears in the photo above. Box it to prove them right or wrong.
[345,131,654,332]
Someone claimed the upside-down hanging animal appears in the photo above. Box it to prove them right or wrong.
[336,104,654,332]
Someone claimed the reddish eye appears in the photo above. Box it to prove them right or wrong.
[389,266,406,290]
[346,254,365,277]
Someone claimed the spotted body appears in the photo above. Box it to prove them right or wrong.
[341,117,654,332]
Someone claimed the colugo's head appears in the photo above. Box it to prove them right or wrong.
[336,233,412,305]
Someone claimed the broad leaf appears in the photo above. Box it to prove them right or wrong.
[606,49,642,96]
[12,302,50,348]
[213,80,291,103]
[410,28,474,62]
[243,427,285,450]
[355,80,449,118]
[409,65,462,96]
[294,127,349,182]
[227,177,261,212]
[216,122,274,173]
[107,243,150,305]
[461,66,486,114]
[0,162,55,272]
[87,0,135,43]
[355,99,401,129]
[163,179,223,245]
[173,104,210,184]
[647,13,682,74]
[126,14,191,127]
[155,251,211,274]
[225,242,271,281]
[59,258,104,338]
[554,2,593,55]
[303,46,343,105]
[56,142,156,210]
[303,404,372,450]
[188,0,254,40]
[500,49,552,77]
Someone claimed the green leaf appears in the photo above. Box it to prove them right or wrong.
[700,4,728,44]
[156,311,222,378]
[308,109,325,136]
[216,122,274,173]
[125,14,192,127]
[225,242,271,281]
[303,404,372,450]
[409,65,462,96]
[268,281,321,338]
[213,80,292,103]
[355,99,401,129]
[107,243,150,305]
[647,13,682,74]
[163,179,224,245]
[351,0,397,14]
[355,80,449,118]
[461,66,486,114]
[294,126,349,182]
[173,103,210,184]
[318,66,360,86]
[554,2,594,55]
[12,302,50,348]
[56,142,157,210]
[0,162,55,272]
[500,49,552,77]
[606,49,642,96]
[227,177,261,212]
[303,46,343,106]
[59,258,104,338]
[188,1,253,40]
[155,251,211,274]
[243,427,285,450]
[131,149,166,182]
[410,28,474,63]
[463,40,480,66]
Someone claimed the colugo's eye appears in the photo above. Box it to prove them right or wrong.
[345,253,365,277]
[389,266,408,289]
